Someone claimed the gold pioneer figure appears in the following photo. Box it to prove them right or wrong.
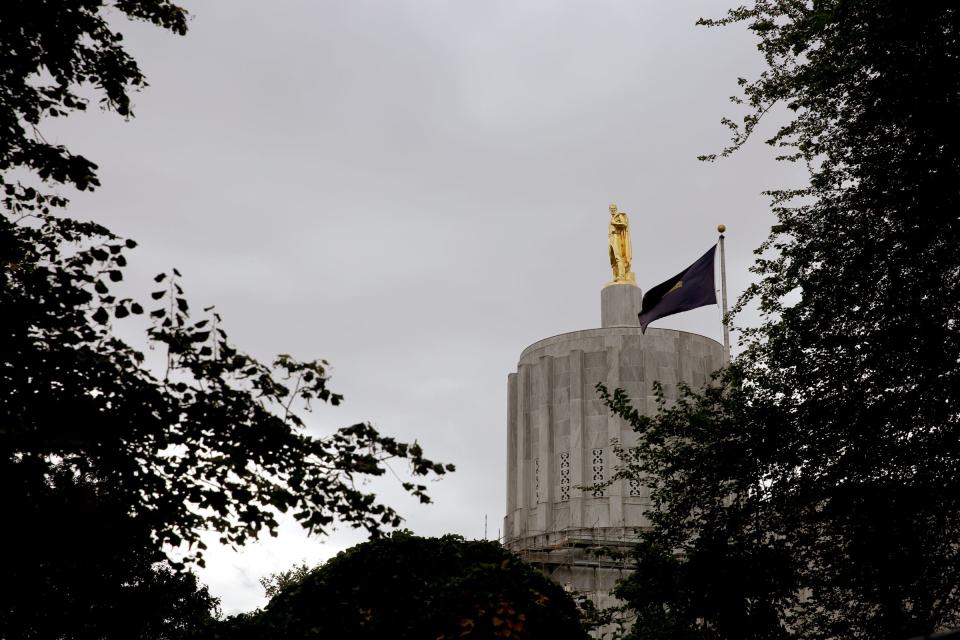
[607,203,636,285]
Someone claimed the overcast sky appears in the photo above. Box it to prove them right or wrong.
[48,0,806,614]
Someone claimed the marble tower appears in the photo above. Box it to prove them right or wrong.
[502,282,724,608]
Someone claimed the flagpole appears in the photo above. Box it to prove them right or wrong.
[718,224,731,365]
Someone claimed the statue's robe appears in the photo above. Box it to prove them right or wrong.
[608,212,632,280]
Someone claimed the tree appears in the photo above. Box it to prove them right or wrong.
[259,562,313,600]
[1,465,219,640]
[603,3,960,639]
[1,0,452,565]
[211,533,591,640]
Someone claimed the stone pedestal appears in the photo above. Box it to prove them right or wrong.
[601,283,642,328]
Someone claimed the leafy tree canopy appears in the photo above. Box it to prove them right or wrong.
[1,0,187,194]
[1,465,219,639]
[604,3,960,639]
[211,533,591,640]
[1,0,453,569]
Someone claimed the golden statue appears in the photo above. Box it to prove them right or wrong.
[607,203,636,285]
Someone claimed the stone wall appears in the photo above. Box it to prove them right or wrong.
[504,326,724,543]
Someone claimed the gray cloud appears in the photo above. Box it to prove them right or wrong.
[47,0,806,613]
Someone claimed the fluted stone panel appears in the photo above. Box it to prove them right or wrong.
[504,326,723,544]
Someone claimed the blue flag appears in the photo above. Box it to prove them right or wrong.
[639,245,717,332]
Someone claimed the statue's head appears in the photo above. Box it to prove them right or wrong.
[609,203,618,215]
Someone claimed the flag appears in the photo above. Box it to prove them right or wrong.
[639,245,717,332]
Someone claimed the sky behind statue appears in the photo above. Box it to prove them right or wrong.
[45,0,805,613]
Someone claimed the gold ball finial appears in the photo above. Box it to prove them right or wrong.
[717,223,727,233]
